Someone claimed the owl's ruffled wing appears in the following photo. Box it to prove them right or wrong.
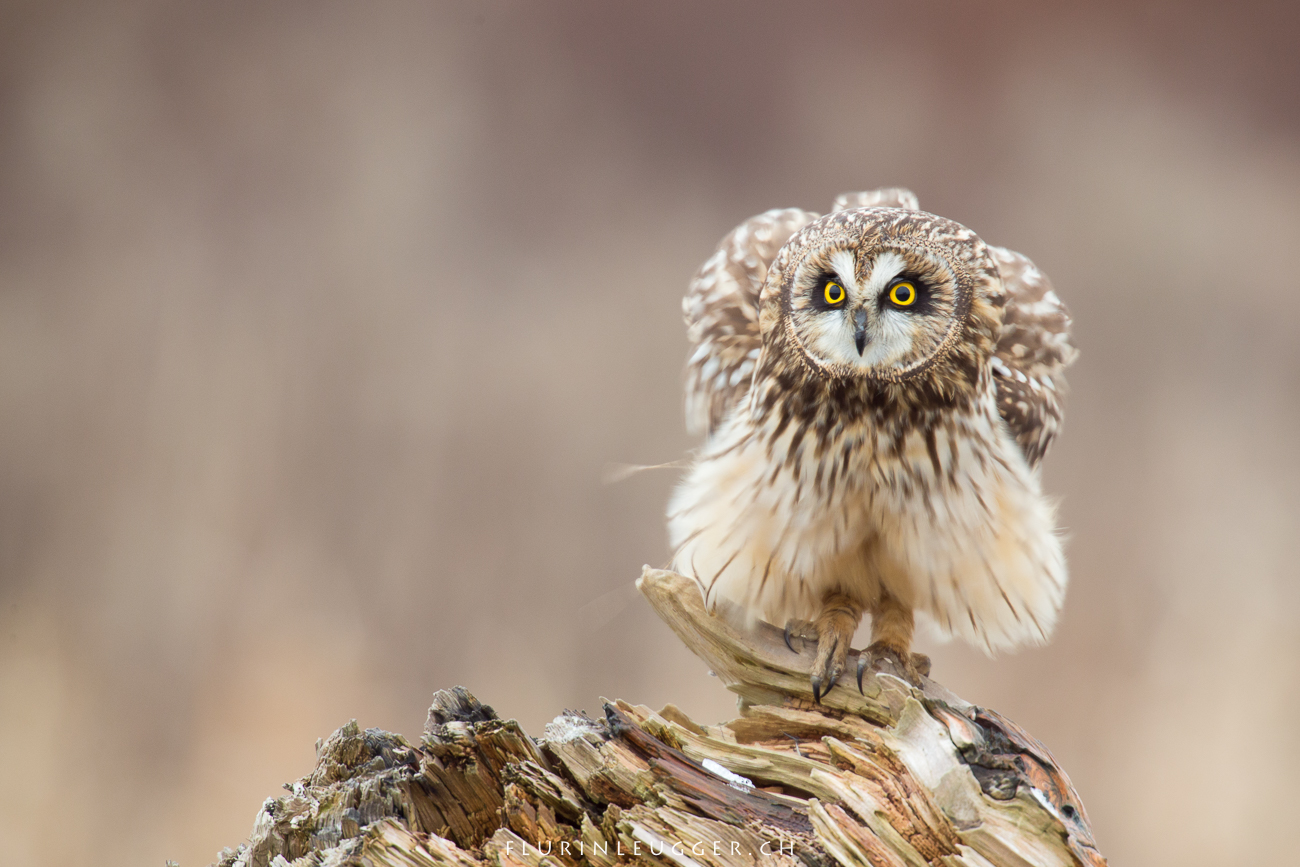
[682,207,819,436]
[988,246,1079,468]
[683,189,922,437]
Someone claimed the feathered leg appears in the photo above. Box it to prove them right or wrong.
[857,593,931,689]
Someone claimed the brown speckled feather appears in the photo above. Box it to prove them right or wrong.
[988,246,1078,468]
[683,208,818,436]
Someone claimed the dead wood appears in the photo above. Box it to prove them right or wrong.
[211,568,1107,867]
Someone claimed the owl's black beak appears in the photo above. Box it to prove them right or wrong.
[853,308,869,355]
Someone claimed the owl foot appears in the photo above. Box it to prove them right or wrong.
[808,597,862,703]
[810,630,851,703]
[856,642,931,691]
[782,619,849,702]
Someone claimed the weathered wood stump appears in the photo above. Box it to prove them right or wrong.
[211,568,1107,867]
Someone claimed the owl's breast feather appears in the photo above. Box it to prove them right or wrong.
[667,398,1066,653]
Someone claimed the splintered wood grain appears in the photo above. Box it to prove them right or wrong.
[364,818,481,867]
[211,571,1108,867]
[635,569,908,724]
[810,801,909,867]
[823,737,962,863]
[614,803,806,867]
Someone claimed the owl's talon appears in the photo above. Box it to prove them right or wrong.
[859,641,927,688]
[782,619,817,653]
[805,595,860,702]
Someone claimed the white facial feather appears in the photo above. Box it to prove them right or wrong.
[861,250,906,293]
[798,249,929,372]
[828,249,859,291]
[861,306,920,369]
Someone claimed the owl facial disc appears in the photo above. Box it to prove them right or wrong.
[779,220,971,382]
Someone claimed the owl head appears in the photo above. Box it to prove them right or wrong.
[760,207,1004,386]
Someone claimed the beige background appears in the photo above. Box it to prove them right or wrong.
[2,2,1299,865]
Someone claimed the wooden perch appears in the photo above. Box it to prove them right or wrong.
[211,568,1107,867]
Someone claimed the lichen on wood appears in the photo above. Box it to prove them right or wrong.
[211,569,1106,867]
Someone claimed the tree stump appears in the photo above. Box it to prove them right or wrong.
[211,568,1107,867]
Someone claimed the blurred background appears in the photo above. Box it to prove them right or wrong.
[2,1,1298,864]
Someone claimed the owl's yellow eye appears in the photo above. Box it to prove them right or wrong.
[889,281,917,307]
[823,281,846,305]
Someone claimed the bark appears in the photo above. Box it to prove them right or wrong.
[212,568,1107,867]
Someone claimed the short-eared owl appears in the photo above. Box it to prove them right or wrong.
[668,189,1077,699]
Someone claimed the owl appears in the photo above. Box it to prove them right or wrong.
[668,189,1077,700]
